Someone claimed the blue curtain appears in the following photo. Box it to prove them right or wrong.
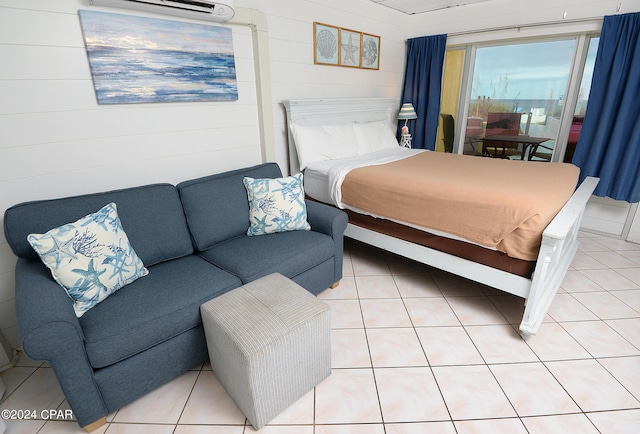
[572,12,640,203]
[398,34,447,150]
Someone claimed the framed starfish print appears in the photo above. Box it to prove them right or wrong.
[339,28,361,67]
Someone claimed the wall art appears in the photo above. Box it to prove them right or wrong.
[79,10,238,104]
[314,22,340,65]
[313,22,379,70]
[361,33,380,70]
[339,28,361,67]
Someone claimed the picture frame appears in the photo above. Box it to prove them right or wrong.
[361,33,380,70]
[314,22,339,65]
[79,10,238,104]
[339,28,361,67]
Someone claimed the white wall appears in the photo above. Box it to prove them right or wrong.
[407,0,635,36]
[0,0,407,350]
[629,206,640,243]
[244,0,409,168]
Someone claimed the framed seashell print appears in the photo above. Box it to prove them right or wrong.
[314,23,339,65]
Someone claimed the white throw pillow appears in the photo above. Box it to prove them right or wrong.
[353,120,400,155]
[243,173,311,236]
[290,123,359,170]
[27,203,148,317]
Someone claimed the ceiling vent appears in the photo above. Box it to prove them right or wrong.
[90,0,235,22]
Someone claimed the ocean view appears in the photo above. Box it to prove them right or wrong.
[468,98,584,118]
[86,46,238,104]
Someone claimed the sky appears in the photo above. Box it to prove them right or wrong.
[471,38,599,102]
[79,10,235,54]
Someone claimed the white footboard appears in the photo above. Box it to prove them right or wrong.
[345,177,599,340]
[519,176,599,339]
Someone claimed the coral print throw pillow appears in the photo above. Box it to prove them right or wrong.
[243,173,311,236]
[27,202,148,317]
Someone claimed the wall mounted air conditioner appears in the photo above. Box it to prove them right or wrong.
[90,0,235,22]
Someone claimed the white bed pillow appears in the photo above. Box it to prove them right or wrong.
[353,121,399,155]
[290,123,358,171]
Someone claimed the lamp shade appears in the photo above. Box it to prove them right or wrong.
[397,103,417,120]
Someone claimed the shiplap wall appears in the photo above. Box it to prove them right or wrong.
[0,0,407,351]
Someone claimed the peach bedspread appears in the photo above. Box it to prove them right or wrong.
[340,151,580,261]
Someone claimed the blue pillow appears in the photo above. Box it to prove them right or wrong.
[243,173,311,236]
[27,202,148,317]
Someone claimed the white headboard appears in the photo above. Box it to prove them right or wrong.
[281,98,400,174]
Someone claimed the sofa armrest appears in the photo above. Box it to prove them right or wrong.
[15,258,109,428]
[15,259,84,349]
[305,200,348,285]
[305,200,348,238]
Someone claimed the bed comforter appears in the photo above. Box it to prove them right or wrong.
[331,150,579,261]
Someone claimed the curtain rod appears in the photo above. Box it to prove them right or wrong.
[447,16,604,37]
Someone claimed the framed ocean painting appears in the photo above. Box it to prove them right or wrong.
[78,10,238,104]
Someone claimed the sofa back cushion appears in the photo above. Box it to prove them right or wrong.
[177,163,282,251]
[4,184,193,267]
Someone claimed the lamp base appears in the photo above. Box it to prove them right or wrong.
[400,133,412,148]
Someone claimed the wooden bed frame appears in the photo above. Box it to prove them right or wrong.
[282,98,599,339]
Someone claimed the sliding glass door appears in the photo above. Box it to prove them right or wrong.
[441,33,599,163]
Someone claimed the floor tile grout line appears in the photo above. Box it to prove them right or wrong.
[174,367,203,428]
[593,356,640,406]
[353,268,388,429]
[0,363,40,405]
[389,263,459,427]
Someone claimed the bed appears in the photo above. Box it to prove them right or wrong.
[282,98,599,340]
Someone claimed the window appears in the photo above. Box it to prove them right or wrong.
[440,32,599,163]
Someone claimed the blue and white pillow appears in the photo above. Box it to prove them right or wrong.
[27,202,148,317]
[243,173,311,236]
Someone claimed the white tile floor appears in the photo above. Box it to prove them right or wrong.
[2,231,640,433]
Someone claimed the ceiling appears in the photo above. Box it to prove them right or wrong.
[368,0,492,15]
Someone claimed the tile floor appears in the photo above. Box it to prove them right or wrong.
[1,231,640,433]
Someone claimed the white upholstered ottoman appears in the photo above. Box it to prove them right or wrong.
[200,273,331,429]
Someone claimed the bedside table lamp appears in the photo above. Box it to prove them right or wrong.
[397,103,417,148]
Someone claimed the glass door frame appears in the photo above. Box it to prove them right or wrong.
[447,32,600,162]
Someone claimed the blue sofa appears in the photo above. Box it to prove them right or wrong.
[3,163,347,431]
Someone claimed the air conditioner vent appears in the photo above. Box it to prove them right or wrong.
[91,0,235,22]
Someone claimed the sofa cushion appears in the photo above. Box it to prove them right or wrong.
[244,173,311,236]
[177,163,282,251]
[80,255,241,369]
[198,230,334,284]
[27,203,149,318]
[4,184,193,267]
